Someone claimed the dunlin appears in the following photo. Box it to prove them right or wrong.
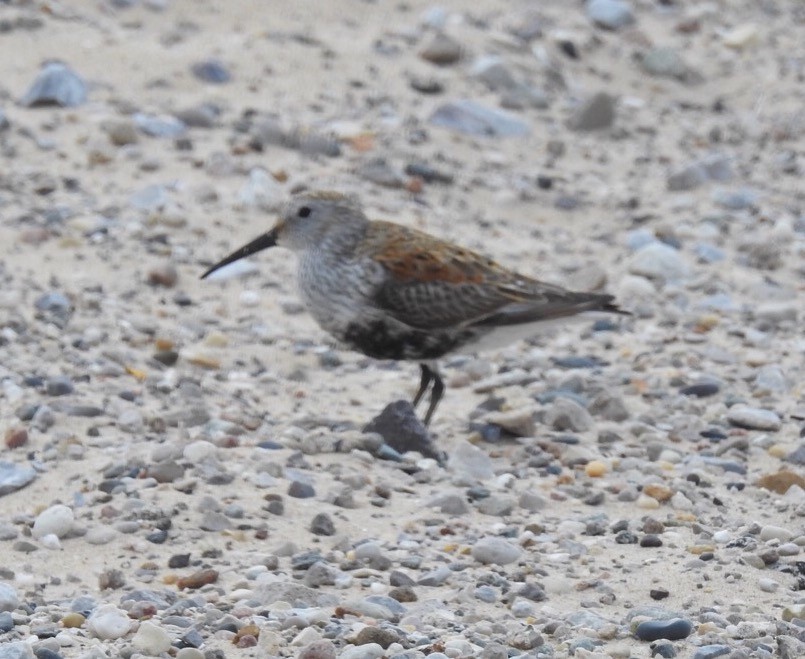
[202,190,627,425]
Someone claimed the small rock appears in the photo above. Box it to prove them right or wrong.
[191,59,231,83]
[45,375,74,396]
[640,47,693,82]
[567,92,616,131]
[297,639,337,659]
[0,462,37,496]
[628,242,689,282]
[471,537,521,565]
[133,112,187,138]
[586,0,635,30]
[310,513,335,536]
[0,583,19,612]
[635,618,693,641]
[756,470,805,494]
[726,405,781,431]
[87,604,132,640]
[20,61,87,107]
[132,621,172,655]
[429,100,530,138]
[363,400,441,460]
[544,397,594,432]
[147,264,179,287]
[32,504,74,539]
[419,32,463,65]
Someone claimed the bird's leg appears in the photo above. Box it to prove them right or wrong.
[412,363,433,409]
[422,366,444,427]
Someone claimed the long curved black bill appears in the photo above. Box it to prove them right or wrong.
[201,228,278,279]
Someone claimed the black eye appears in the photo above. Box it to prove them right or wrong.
[297,206,311,218]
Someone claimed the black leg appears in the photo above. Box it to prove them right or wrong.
[423,368,444,427]
[412,363,433,409]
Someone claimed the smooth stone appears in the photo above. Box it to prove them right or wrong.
[0,462,37,496]
[0,583,19,611]
[471,537,521,565]
[544,397,594,432]
[727,406,782,431]
[191,59,231,83]
[640,47,690,80]
[635,618,693,641]
[586,0,634,29]
[32,505,74,539]
[133,112,186,138]
[417,565,452,586]
[20,62,87,107]
[132,621,172,654]
[86,604,132,640]
[692,645,731,659]
[759,525,794,542]
[84,527,118,545]
[429,100,530,137]
[567,92,616,131]
[339,643,385,659]
[628,242,689,282]
[449,441,494,481]
[363,400,441,461]
[296,639,337,659]
[0,642,34,659]
[0,611,14,633]
[419,32,462,65]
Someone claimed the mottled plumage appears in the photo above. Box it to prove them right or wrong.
[202,190,627,425]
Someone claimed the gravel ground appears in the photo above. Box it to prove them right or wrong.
[0,1,803,658]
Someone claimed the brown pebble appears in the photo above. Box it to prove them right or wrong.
[5,427,29,449]
[147,264,179,287]
[98,568,126,590]
[643,483,674,502]
[756,470,805,494]
[177,568,218,590]
[388,586,417,602]
[233,624,260,645]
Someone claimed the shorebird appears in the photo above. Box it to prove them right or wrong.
[202,190,626,425]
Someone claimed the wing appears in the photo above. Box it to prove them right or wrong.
[357,221,624,331]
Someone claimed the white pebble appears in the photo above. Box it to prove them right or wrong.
[183,440,216,462]
[176,649,205,659]
[132,621,172,654]
[39,533,62,550]
[340,643,385,659]
[87,604,132,640]
[32,504,74,539]
[239,290,261,306]
[713,530,731,544]
[471,537,521,565]
[757,578,779,593]
[759,525,794,542]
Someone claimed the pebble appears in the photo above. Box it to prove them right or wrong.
[640,47,692,81]
[297,639,337,659]
[191,58,231,83]
[419,32,463,65]
[586,0,634,29]
[133,112,187,138]
[363,401,441,461]
[544,397,594,432]
[471,537,521,565]
[0,643,34,659]
[726,405,782,431]
[32,505,74,539]
[567,92,616,131]
[635,618,693,641]
[20,62,87,107]
[86,604,132,640]
[0,461,37,496]
[132,621,172,654]
[429,100,530,137]
[628,242,689,282]
[0,583,19,611]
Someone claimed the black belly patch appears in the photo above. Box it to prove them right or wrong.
[342,320,473,361]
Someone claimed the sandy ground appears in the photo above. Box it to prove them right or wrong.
[0,0,804,658]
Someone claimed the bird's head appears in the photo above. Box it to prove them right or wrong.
[201,190,367,279]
